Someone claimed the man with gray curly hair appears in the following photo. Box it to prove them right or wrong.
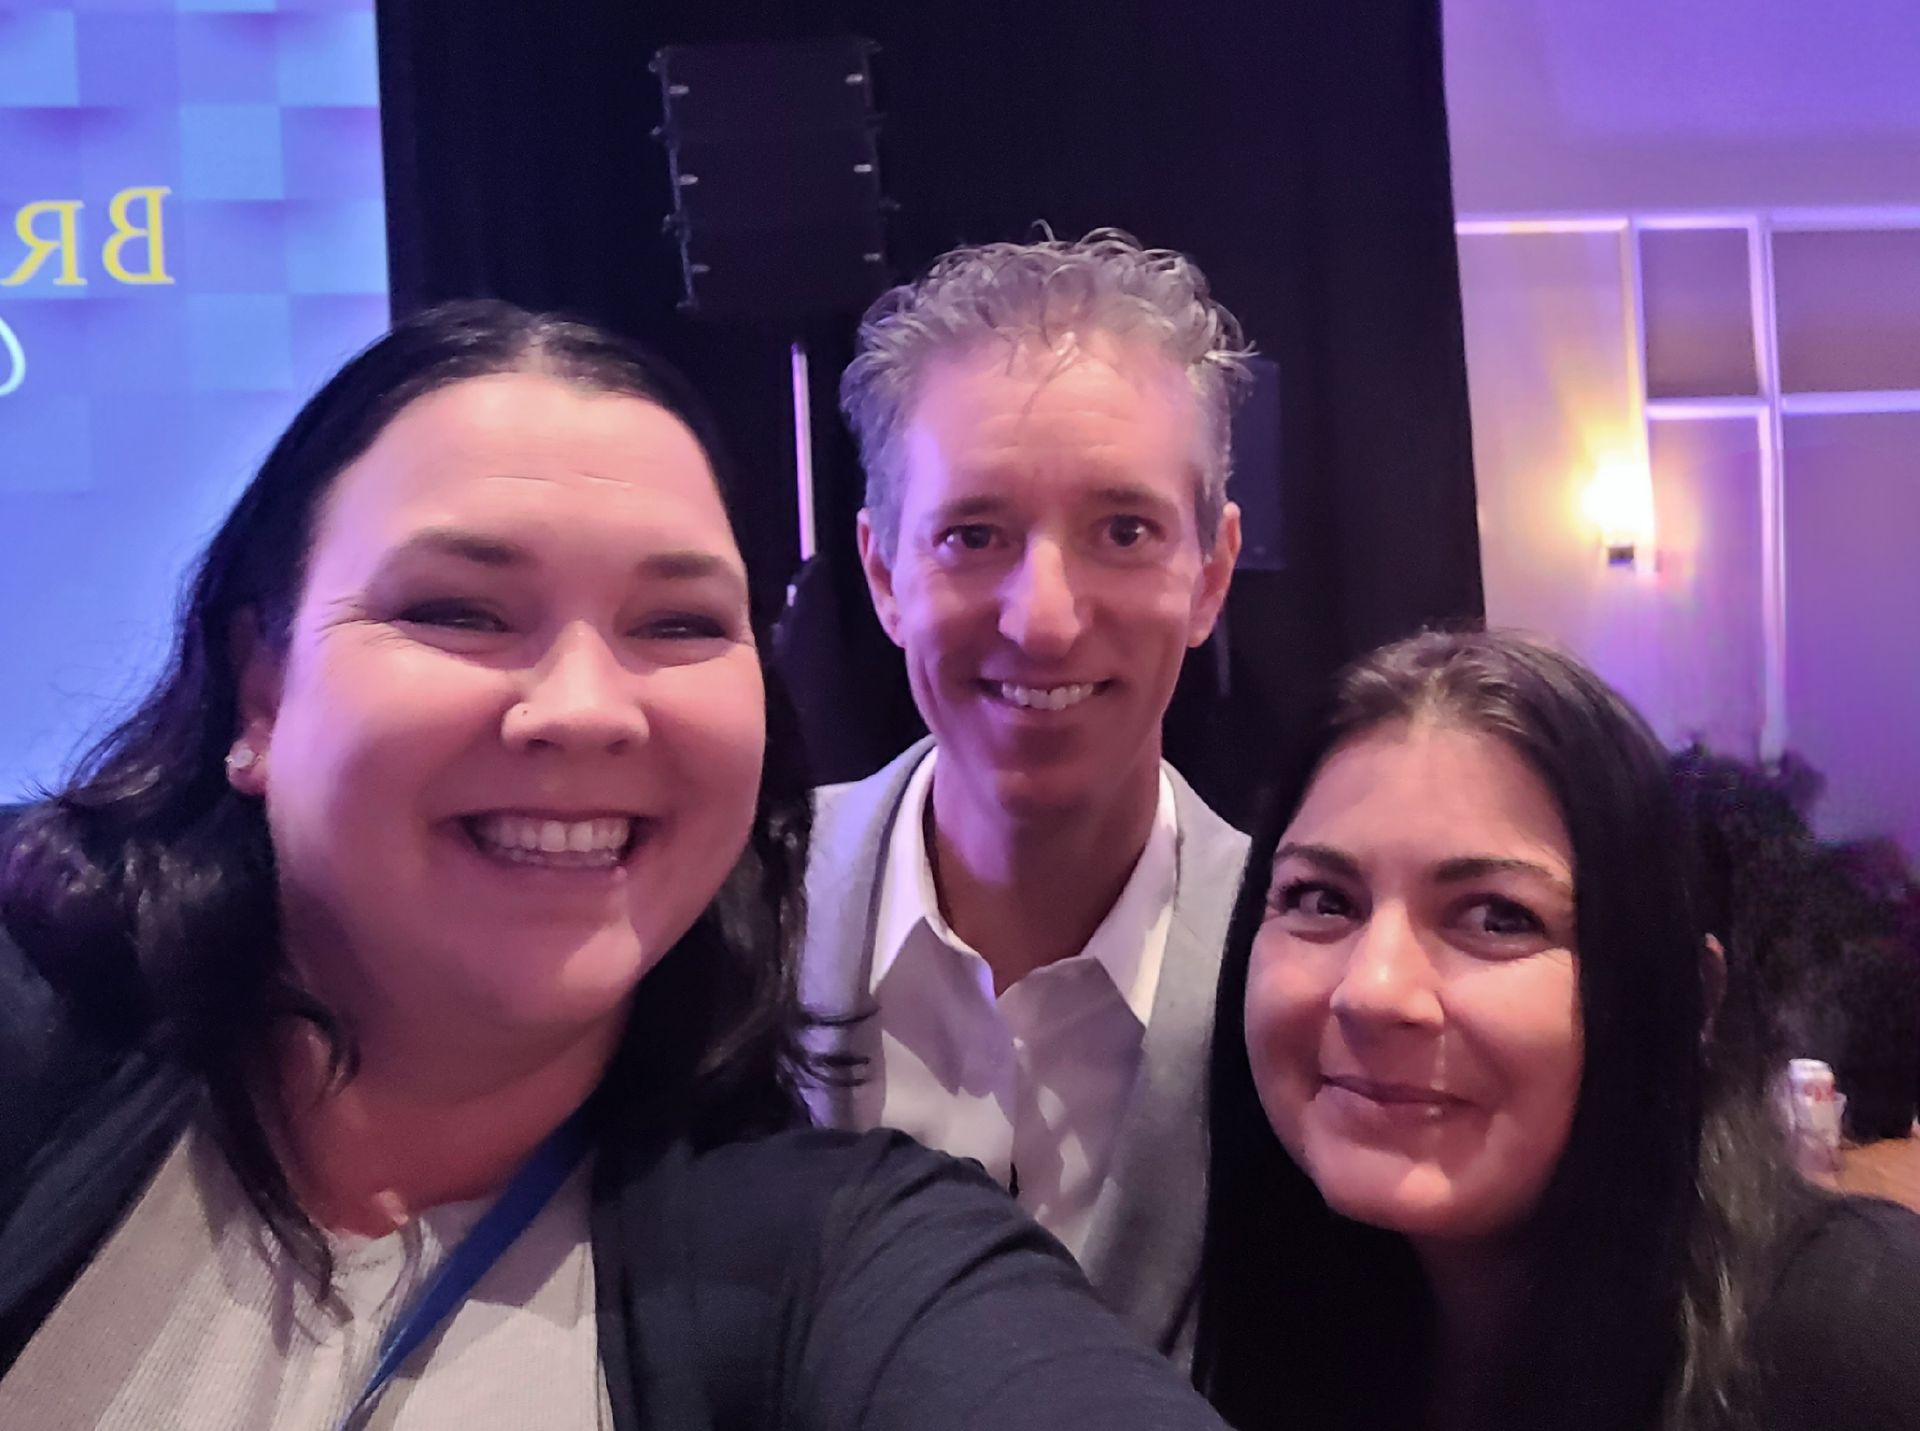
[802,232,1252,1359]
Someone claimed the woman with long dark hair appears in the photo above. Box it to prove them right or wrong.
[1195,630,1920,1431]
[0,301,1228,1431]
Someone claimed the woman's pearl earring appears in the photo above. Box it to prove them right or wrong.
[225,739,262,784]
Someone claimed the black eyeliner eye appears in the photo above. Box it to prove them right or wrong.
[641,613,727,640]
[1271,879,1355,921]
[1469,897,1546,938]
[398,601,505,633]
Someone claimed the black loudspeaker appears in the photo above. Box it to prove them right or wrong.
[1228,355,1284,571]
[653,37,890,321]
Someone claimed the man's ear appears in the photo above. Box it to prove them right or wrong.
[856,509,906,648]
[1702,933,1729,1043]
[1187,500,1242,647]
[227,609,283,795]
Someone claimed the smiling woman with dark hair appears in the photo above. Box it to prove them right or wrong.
[1195,630,1920,1431]
[0,301,1228,1431]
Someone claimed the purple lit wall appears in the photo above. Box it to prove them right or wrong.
[1448,0,1920,860]
[1447,0,1920,213]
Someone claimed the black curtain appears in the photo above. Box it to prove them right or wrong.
[376,0,1481,826]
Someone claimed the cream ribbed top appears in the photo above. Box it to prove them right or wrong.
[0,1120,610,1430]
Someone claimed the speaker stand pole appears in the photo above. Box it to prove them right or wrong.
[790,339,818,564]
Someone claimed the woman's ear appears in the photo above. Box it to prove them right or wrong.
[226,609,282,796]
[1701,933,1728,1043]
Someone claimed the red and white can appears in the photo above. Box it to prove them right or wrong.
[1782,1057,1845,1176]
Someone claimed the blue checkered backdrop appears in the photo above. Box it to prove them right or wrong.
[0,0,388,799]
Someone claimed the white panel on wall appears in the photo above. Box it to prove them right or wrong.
[1782,411,1920,859]
[1459,226,1772,755]
[1458,227,1638,641]
[1774,228,1920,394]
[1644,416,1767,756]
[1641,227,1758,399]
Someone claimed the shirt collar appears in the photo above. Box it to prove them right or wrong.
[870,747,954,989]
[869,748,1180,1026]
[1082,771,1178,1025]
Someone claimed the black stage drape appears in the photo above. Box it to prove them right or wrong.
[376,1,1481,826]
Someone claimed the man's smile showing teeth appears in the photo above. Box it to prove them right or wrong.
[992,681,1101,711]
[464,813,640,869]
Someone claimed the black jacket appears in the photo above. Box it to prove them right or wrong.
[0,927,1227,1431]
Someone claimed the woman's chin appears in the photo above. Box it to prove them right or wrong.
[451,931,659,1035]
[1311,1157,1475,1239]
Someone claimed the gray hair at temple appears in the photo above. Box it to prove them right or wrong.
[840,230,1255,553]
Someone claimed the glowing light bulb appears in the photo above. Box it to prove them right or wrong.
[1581,455,1655,569]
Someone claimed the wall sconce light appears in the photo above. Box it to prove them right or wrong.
[1580,455,1655,571]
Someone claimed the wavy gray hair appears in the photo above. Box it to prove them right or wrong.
[841,229,1254,553]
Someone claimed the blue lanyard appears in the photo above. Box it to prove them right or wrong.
[333,1108,593,1431]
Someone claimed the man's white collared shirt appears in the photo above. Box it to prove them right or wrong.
[865,749,1178,1256]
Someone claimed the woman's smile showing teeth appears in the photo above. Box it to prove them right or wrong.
[991,680,1101,711]
[463,812,641,869]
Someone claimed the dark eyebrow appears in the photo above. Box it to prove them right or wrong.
[1088,483,1179,513]
[1271,842,1365,883]
[922,482,1182,530]
[1433,856,1574,898]
[637,548,751,604]
[383,529,745,594]
[1272,844,1575,900]
[636,549,740,585]
[924,494,1013,528]
[392,527,528,568]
